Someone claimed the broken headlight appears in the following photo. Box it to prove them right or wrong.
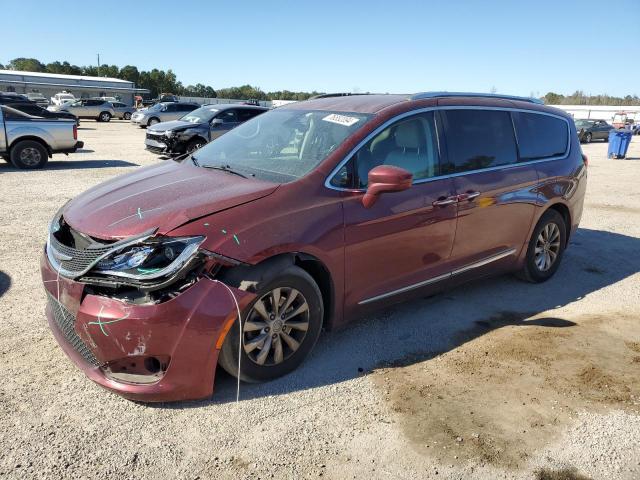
[92,236,205,280]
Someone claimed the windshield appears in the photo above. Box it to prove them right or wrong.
[575,120,593,126]
[147,103,164,112]
[181,107,218,123]
[194,109,372,182]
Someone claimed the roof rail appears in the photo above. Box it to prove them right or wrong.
[412,91,544,105]
[310,93,372,99]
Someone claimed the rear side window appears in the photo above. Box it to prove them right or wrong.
[237,108,264,122]
[512,112,568,160]
[442,109,517,173]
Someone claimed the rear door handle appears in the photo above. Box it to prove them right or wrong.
[457,191,480,201]
[432,196,458,207]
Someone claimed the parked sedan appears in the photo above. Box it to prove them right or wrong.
[130,102,200,127]
[9,102,79,125]
[574,119,613,143]
[111,102,137,120]
[56,99,116,122]
[145,104,268,155]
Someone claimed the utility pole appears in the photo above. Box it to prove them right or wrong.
[97,53,101,76]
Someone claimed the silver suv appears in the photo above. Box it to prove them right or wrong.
[130,102,199,127]
[57,99,116,122]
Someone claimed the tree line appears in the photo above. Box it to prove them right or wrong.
[542,91,640,106]
[0,57,322,100]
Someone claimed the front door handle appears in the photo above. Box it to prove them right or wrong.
[457,191,480,202]
[432,196,458,207]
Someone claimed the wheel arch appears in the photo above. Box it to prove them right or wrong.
[546,202,572,247]
[9,136,52,157]
[217,252,335,331]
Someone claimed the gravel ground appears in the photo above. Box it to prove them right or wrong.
[0,121,638,479]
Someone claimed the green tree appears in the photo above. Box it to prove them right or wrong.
[119,65,140,84]
[7,57,45,71]
[543,92,564,105]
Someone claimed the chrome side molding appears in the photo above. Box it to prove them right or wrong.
[358,247,517,305]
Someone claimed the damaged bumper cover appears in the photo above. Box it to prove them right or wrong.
[41,233,253,401]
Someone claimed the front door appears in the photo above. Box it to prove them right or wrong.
[337,111,458,309]
[440,108,537,276]
[210,109,239,140]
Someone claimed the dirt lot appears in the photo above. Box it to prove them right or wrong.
[0,121,638,480]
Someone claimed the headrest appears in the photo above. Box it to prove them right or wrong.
[394,121,422,149]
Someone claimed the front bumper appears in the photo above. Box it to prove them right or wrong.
[41,252,252,402]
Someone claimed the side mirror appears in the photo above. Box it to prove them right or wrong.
[210,118,223,126]
[362,165,413,208]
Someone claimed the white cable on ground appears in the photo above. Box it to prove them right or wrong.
[213,280,242,403]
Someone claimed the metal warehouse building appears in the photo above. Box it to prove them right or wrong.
[0,69,149,105]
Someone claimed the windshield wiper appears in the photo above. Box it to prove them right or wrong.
[191,155,200,166]
[201,164,248,178]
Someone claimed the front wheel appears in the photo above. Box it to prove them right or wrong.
[187,138,206,153]
[124,112,132,120]
[517,209,566,283]
[584,132,592,143]
[98,112,111,122]
[148,117,160,126]
[218,266,323,383]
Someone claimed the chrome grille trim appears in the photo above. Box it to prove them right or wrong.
[46,222,156,279]
[46,292,101,367]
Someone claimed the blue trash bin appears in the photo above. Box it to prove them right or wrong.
[608,130,632,159]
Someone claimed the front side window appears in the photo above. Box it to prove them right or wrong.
[513,112,568,160]
[217,110,238,123]
[331,112,440,188]
[194,109,371,183]
[442,109,517,172]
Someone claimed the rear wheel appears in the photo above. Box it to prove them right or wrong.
[218,265,323,383]
[98,112,111,122]
[10,140,48,169]
[517,209,566,283]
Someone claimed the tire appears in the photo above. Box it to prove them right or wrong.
[148,117,160,126]
[98,112,111,122]
[517,209,567,283]
[124,112,132,120]
[10,140,48,169]
[187,138,206,153]
[218,265,323,383]
[584,132,592,143]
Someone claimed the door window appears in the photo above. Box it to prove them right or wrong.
[331,112,440,188]
[217,109,238,123]
[237,108,263,122]
[441,109,517,173]
[512,112,568,160]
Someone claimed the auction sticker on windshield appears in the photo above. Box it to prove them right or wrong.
[322,113,361,127]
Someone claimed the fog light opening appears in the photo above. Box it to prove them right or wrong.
[144,357,161,374]
[102,355,170,385]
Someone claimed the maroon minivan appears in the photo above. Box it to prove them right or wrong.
[41,92,587,401]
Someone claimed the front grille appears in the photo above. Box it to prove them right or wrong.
[49,234,112,276]
[47,292,101,367]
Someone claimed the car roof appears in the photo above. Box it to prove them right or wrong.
[284,92,566,118]
[200,103,267,111]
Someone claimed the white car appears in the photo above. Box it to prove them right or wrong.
[51,92,76,106]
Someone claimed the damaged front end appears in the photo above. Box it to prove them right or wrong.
[145,129,183,155]
[42,209,252,402]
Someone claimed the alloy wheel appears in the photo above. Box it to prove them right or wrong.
[534,222,561,272]
[243,287,310,366]
[19,147,42,167]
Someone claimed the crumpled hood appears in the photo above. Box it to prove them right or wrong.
[62,160,279,240]
[148,120,200,132]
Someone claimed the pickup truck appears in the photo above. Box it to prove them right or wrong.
[0,105,84,169]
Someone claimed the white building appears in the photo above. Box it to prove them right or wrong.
[550,104,640,122]
[0,69,149,105]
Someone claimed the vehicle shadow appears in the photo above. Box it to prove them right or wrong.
[0,160,138,171]
[0,271,10,299]
[160,227,640,407]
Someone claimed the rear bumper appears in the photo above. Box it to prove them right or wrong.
[41,252,252,402]
[54,141,84,155]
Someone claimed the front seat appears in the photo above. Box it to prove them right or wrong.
[384,120,430,179]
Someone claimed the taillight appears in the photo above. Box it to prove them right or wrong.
[73,124,78,140]
[581,153,588,167]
